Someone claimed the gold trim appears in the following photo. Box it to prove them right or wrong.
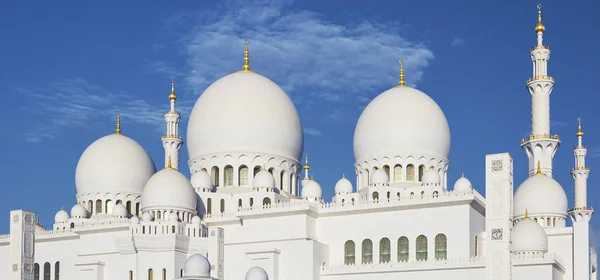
[521,134,560,144]
[169,78,177,101]
[115,111,121,135]
[571,167,591,171]
[534,161,544,176]
[161,135,183,140]
[304,154,310,170]
[166,156,175,170]
[569,207,594,212]
[535,4,545,33]
[576,117,584,137]
[526,75,554,83]
[242,39,251,72]
[524,208,530,220]
[398,58,405,86]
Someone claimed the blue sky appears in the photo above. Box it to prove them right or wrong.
[1,0,599,233]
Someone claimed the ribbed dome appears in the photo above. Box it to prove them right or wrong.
[191,170,213,190]
[75,134,156,195]
[246,266,269,280]
[514,173,567,218]
[422,168,440,186]
[302,180,323,198]
[354,86,450,161]
[70,204,88,219]
[370,169,389,185]
[187,71,303,162]
[142,169,197,213]
[512,218,548,253]
[454,175,472,192]
[55,209,69,223]
[184,254,211,277]
[253,170,275,188]
[335,176,353,194]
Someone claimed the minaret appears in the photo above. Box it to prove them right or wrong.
[568,118,594,280]
[520,4,560,177]
[162,79,183,170]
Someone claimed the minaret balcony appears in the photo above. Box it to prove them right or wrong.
[531,45,550,51]
[520,134,560,144]
[526,75,554,84]
[162,135,183,140]
[569,206,594,212]
[571,167,591,172]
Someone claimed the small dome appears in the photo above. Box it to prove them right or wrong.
[192,216,202,224]
[184,254,211,277]
[54,209,69,223]
[75,134,156,196]
[245,266,269,280]
[512,218,548,253]
[422,167,440,186]
[142,168,197,213]
[70,204,88,219]
[130,216,140,225]
[113,203,128,218]
[514,173,567,219]
[142,212,153,222]
[191,170,213,190]
[169,212,179,222]
[335,176,353,194]
[454,174,472,192]
[253,170,275,188]
[302,180,323,198]
[370,169,389,185]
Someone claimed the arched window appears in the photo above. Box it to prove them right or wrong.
[289,173,294,192]
[433,191,439,198]
[105,199,112,214]
[268,168,274,175]
[87,200,93,213]
[136,203,140,216]
[379,238,391,263]
[207,198,212,215]
[387,191,391,200]
[253,166,261,176]
[372,192,379,201]
[180,269,183,277]
[420,191,425,199]
[361,239,373,264]
[547,218,551,227]
[157,212,162,220]
[239,166,249,186]
[162,268,166,280]
[96,199,102,214]
[224,165,234,186]
[263,197,271,206]
[410,192,415,198]
[43,262,50,280]
[344,240,355,265]
[238,199,242,208]
[435,234,447,260]
[116,200,122,205]
[279,171,285,190]
[397,236,409,262]
[365,169,370,186]
[394,165,403,182]
[383,165,390,176]
[129,271,133,280]
[250,198,254,207]
[220,199,225,214]
[148,268,154,280]
[418,165,425,182]
[211,167,220,187]
[416,235,428,261]
[34,263,40,280]
[406,164,415,182]
[126,201,132,214]
[55,262,60,280]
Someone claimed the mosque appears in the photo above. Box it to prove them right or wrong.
[0,4,596,280]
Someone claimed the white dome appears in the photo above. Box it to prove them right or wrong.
[192,215,202,224]
[169,212,179,222]
[302,180,322,198]
[422,167,440,186]
[130,216,140,225]
[184,254,211,277]
[54,209,69,223]
[187,71,303,161]
[75,134,156,195]
[512,218,548,253]
[514,173,567,218]
[142,169,197,213]
[354,86,450,161]
[142,212,153,221]
[70,204,88,219]
[454,175,472,192]
[370,169,389,185]
[335,176,353,194]
[113,203,128,218]
[191,170,213,190]
[253,170,275,188]
[245,266,269,280]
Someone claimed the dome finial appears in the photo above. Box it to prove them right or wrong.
[242,39,251,72]
[535,4,545,33]
[304,153,310,170]
[166,155,174,170]
[524,208,530,220]
[169,78,177,101]
[35,216,40,225]
[534,161,543,175]
[398,58,405,86]
[461,173,464,178]
[115,111,121,134]
[576,117,584,137]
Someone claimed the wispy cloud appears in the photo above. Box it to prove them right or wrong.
[304,127,323,136]
[163,0,434,108]
[18,78,193,143]
[450,37,466,47]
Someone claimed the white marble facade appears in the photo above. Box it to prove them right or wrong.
[0,5,597,280]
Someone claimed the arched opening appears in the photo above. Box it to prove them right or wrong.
[268,167,274,175]
[220,199,225,214]
[474,236,479,256]
[253,166,261,176]
[398,236,409,262]
[116,200,122,205]
[383,165,390,177]
[435,233,447,260]
[34,263,40,280]
[365,169,370,186]
[135,203,140,216]
[386,191,391,200]
[344,240,356,265]
[129,271,133,280]
[211,166,220,187]
[420,191,425,199]
[379,238,391,263]
[410,192,415,199]
[224,165,234,186]
[70,223,74,229]
[238,199,242,208]
[406,164,415,182]
[43,262,50,280]
[433,191,439,198]
[416,235,428,261]
[87,200,93,213]
[126,201,132,214]
[263,197,271,206]
[394,164,403,182]
[418,165,425,182]
[105,199,112,214]
[372,192,379,201]
[207,198,212,215]
[162,269,166,280]
[361,239,373,264]
[172,226,176,233]
[95,199,102,214]
[148,268,153,280]
[250,197,254,207]
[280,171,285,190]
[54,261,60,280]
[239,165,249,186]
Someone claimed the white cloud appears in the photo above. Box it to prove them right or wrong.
[450,37,466,47]
[304,127,323,136]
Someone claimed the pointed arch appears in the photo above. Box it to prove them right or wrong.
[394,164,403,182]
[224,165,234,186]
[435,233,447,260]
[239,165,249,186]
[344,240,356,265]
[406,164,415,182]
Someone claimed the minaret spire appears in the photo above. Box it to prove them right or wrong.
[115,111,121,134]
[398,58,405,86]
[303,154,310,180]
[521,4,559,177]
[162,79,183,170]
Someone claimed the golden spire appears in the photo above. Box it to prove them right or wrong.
[576,117,584,137]
[398,58,405,86]
[524,208,530,220]
[36,216,40,226]
[169,78,177,101]
[535,4,545,33]
[304,154,310,170]
[166,155,174,170]
[534,161,543,175]
[242,39,251,72]
[115,111,121,134]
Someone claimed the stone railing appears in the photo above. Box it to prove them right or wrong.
[320,257,485,274]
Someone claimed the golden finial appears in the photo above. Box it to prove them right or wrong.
[35,216,40,226]
[169,78,177,101]
[524,208,530,220]
[535,4,545,33]
[242,39,251,72]
[398,58,405,86]
[166,155,174,170]
[461,173,464,178]
[534,161,543,175]
[576,117,584,137]
[304,154,310,170]
[115,111,121,134]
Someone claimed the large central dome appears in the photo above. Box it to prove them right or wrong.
[187,71,304,162]
[354,86,450,161]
